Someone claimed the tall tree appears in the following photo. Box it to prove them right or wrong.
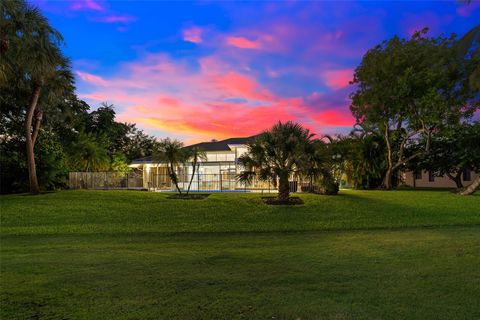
[454,24,480,195]
[1,0,73,193]
[84,102,160,161]
[350,29,478,189]
[237,121,314,202]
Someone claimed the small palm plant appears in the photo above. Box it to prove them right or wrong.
[185,147,207,195]
[155,138,187,195]
[237,121,314,202]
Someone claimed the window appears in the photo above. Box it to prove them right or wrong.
[414,170,422,180]
[463,168,471,182]
[428,171,435,182]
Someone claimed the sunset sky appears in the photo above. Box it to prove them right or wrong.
[34,0,479,143]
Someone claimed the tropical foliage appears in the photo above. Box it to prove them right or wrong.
[350,28,479,190]
[1,0,74,193]
[413,122,480,189]
[237,121,315,202]
[1,1,479,197]
[155,138,187,195]
[332,129,386,189]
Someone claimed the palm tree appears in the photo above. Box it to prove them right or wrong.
[185,146,207,195]
[1,0,73,194]
[155,138,187,195]
[332,128,386,190]
[237,121,314,202]
[300,138,342,194]
[68,133,110,172]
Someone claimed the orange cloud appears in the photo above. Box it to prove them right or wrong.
[135,100,296,139]
[226,36,261,49]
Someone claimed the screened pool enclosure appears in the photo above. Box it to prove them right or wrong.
[68,136,316,192]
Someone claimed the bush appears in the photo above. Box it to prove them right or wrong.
[316,175,339,195]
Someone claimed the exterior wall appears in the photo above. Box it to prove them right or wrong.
[401,170,478,188]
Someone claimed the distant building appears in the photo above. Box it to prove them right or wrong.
[401,169,478,188]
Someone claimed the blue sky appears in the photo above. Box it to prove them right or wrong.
[34,0,480,142]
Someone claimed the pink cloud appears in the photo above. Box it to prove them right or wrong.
[76,53,311,140]
[210,72,274,101]
[226,36,261,49]
[76,45,355,140]
[322,69,353,89]
[76,71,108,86]
[95,15,136,23]
[70,0,105,11]
[183,26,204,43]
[313,109,355,127]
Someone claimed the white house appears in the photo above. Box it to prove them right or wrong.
[129,136,274,192]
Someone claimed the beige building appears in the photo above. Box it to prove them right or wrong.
[401,169,478,188]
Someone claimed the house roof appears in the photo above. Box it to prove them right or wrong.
[185,135,257,152]
[130,135,258,165]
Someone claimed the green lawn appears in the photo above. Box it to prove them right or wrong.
[1,190,480,319]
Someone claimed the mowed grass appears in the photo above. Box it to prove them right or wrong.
[1,190,480,319]
[1,190,480,234]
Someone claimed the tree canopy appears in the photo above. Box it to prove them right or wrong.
[350,29,479,189]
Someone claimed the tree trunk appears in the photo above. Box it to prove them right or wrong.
[186,158,197,196]
[383,166,393,190]
[169,163,182,195]
[382,125,393,190]
[25,84,42,194]
[278,174,290,202]
[458,175,480,195]
[446,172,463,189]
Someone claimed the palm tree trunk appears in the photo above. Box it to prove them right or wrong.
[186,159,197,196]
[278,174,290,202]
[25,83,42,194]
[169,163,182,195]
[458,175,480,195]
